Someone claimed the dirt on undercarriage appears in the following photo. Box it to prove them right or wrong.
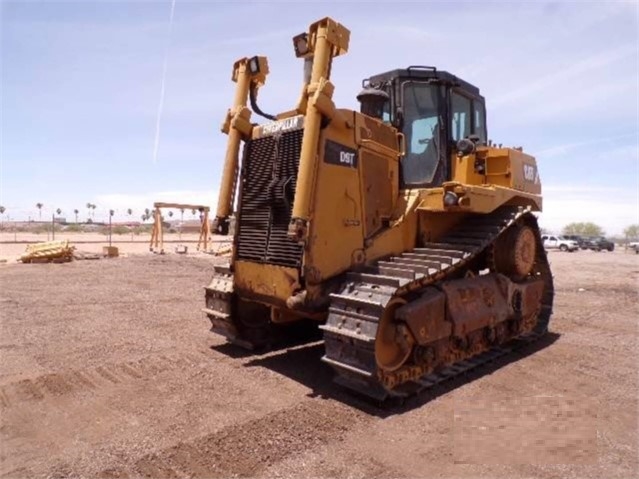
[0,250,637,478]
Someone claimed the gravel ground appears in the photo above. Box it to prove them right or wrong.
[0,249,637,478]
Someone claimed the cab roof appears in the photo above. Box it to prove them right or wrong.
[366,66,481,97]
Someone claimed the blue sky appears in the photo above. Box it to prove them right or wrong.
[1,0,638,233]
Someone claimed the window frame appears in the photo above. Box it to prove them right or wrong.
[398,80,447,188]
[450,91,473,143]
[448,87,487,145]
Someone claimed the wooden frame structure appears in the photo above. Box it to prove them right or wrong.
[149,202,210,253]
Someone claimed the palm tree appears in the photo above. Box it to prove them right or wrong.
[127,208,132,217]
[86,202,91,218]
[56,208,62,216]
[191,208,196,217]
[36,202,43,220]
[0,206,5,229]
[91,204,97,218]
[73,209,79,223]
[168,210,174,218]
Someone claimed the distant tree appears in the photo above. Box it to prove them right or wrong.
[191,208,196,216]
[168,210,174,218]
[623,224,639,241]
[109,209,114,217]
[87,203,97,218]
[36,202,43,220]
[0,206,5,215]
[56,208,62,216]
[562,222,604,237]
[73,209,79,223]
[141,214,147,222]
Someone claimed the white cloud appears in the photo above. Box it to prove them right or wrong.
[491,44,637,110]
[537,133,637,158]
[540,184,639,235]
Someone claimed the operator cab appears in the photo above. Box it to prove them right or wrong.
[358,66,486,188]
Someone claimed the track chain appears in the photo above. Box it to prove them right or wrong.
[320,206,554,400]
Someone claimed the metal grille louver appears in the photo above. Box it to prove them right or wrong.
[236,128,304,268]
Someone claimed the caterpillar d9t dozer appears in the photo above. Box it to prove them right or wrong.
[205,17,554,400]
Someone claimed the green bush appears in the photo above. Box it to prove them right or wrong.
[96,225,134,236]
[112,225,129,235]
[64,224,84,233]
[33,224,61,234]
[132,225,152,235]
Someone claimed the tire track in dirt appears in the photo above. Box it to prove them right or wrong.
[99,399,371,479]
[0,352,205,409]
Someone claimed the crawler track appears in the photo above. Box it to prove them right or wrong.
[320,206,554,400]
[205,206,554,401]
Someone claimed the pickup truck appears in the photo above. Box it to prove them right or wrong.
[563,235,588,249]
[541,235,579,252]
[583,236,615,252]
[628,242,639,254]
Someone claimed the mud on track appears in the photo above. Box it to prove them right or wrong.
[0,251,637,478]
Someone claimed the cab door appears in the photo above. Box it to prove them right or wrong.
[399,81,446,188]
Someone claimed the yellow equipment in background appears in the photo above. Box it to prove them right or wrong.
[20,240,75,263]
[204,17,554,399]
[149,202,210,254]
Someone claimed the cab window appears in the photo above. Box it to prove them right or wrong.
[401,82,442,186]
[410,118,438,154]
[381,101,391,124]
[473,101,486,142]
[451,92,471,141]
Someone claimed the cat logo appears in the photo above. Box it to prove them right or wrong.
[523,164,536,182]
[257,115,303,137]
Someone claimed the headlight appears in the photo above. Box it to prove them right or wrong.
[248,56,260,74]
[293,33,309,57]
[443,191,459,207]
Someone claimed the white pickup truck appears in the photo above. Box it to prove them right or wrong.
[628,242,639,254]
[541,235,579,252]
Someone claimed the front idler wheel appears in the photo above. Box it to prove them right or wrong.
[375,298,414,372]
[493,225,537,280]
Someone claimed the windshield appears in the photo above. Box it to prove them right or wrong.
[401,82,442,186]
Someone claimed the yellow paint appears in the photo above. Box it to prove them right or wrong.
[216,16,547,324]
[233,261,300,305]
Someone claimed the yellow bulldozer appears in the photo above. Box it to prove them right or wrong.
[204,17,554,399]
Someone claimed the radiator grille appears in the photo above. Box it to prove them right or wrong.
[236,128,304,268]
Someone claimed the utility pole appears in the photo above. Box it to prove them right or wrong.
[109,210,114,247]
